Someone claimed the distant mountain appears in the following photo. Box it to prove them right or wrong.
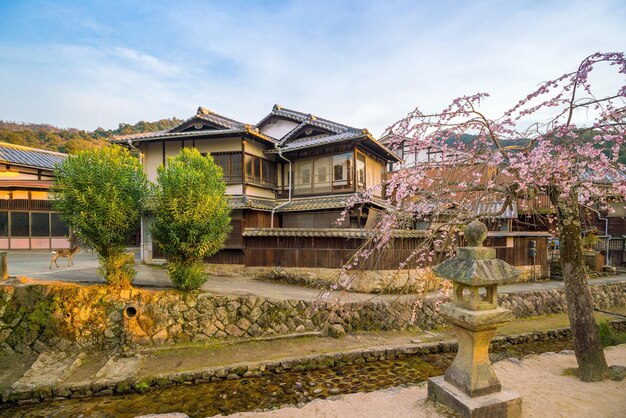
[0,118,184,154]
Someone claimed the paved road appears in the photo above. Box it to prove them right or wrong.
[5,250,626,302]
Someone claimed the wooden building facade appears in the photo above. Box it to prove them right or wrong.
[118,105,399,264]
[0,142,70,250]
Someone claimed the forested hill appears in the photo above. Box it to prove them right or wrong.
[0,118,184,154]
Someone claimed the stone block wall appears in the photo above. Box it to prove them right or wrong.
[1,280,624,355]
[246,266,441,294]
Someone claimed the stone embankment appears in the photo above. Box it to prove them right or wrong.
[0,279,624,356]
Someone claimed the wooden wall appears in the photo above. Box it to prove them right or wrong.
[493,237,548,268]
[241,234,549,275]
[243,236,427,270]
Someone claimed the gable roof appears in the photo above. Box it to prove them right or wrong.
[113,107,275,145]
[257,104,361,136]
[0,142,66,170]
[256,105,400,161]
[170,107,245,132]
[114,104,399,161]
[257,105,362,145]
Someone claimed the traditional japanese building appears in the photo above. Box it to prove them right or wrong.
[0,142,70,250]
[117,105,405,268]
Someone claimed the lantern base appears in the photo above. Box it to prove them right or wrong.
[428,376,521,418]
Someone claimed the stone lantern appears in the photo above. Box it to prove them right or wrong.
[427,219,522,418]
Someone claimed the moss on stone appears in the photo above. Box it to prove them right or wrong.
[133,379,151,393]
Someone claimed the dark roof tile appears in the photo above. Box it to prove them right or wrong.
[0,142,66,170]
[243,227,427,238]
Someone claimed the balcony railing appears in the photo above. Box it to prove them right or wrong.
[0,199,53,211]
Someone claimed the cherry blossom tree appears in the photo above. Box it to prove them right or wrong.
[357,52,625,382]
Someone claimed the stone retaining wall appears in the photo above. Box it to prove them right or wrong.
[210,264,546,294]
[1,280,625,355]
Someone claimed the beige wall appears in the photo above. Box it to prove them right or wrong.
[141,141,163,182]
[0,164,41,181]
[259,119,299,139]
[246,185,275,199]
[245,139,274,159]
[140,137,243,182]
[226,184,243,195]
[194,137,242,154]
[164,141,180,160]
[365,155,383,197]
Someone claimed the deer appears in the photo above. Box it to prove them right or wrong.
[50,246,81,269]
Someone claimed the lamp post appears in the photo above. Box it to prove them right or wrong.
[428,219,522,417]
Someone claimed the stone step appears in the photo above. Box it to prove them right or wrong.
[10,350,86,391]
[93,354,143,384]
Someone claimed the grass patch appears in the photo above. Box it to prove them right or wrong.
[562,367,579,377]
[598,321,626,347]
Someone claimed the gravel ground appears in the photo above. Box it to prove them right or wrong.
[219,344,626,418]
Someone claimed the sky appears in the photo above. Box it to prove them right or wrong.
[0,0,624,136]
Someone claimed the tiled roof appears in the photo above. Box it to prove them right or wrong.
[259,105,360,133]
[164,109,245,133]
[275,195,388,212]
[229,196,276,211]
[243,228,427,238]
[114,107,273,144]
[113,126,275,145]
[280,131,365,152]
[114,104,396,161]
[276,196,348,212]
[192,111,244,130]
[228,195,389,212]
[487,231,551,238]
[114,128,247,142]
[0,142,66,170]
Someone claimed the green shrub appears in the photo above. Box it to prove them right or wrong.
[151,148,231,291]
[168,261,207,291]
[598,320,626,347]
[51,146,147,287]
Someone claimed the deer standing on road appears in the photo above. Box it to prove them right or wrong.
[50,247,81,269]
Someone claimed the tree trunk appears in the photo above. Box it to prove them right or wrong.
[554,195,609,381]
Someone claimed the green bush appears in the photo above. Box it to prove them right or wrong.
[151,148,231,291]
[168,261,207,291]
[598,320,626,347]
[51,146,147,287]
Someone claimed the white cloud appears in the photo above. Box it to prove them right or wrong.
[0,1,624,134]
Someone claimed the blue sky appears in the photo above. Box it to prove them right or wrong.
[0,0,624,135]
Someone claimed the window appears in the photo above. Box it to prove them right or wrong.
[262,159,275,185]
[313,156,331,193]
[332,152,353,191]
[0,212,7,236]
[51,213,69,236]
[295,160,312,193]
[206,152,243,183]
[11,212,29,236]
[356,153,366,190]
[31,213,50,237]
[244,154,276,187]
[253,157,261,182]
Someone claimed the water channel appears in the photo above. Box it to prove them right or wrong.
[1,339,574,418]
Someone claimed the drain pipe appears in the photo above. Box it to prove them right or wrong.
[271,148,292,228]
[127,139,145,263]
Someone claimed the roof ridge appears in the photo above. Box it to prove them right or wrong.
[166,107,246,134]
[272,106,362,132]
[196,109,246,127]
[0,141,67,156]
